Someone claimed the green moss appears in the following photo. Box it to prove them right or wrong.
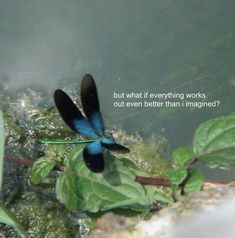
[126,137,169,177]
[0,191,83,238]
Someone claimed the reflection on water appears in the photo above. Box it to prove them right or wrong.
[0,1,235,179]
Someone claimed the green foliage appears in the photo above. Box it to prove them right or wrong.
[31,158,56,184]
[32,144,151,213]
[166,165,204,199]
[0,203,28,238]
[31,144,66,184]
[0,110,27,237]
[153,190,174,204]
[172,147,193,167]
[193,114,235,168]
[183,169,204,194]
[0,191,80,237]
[63,144,85,166]
[44,144,65,162]
[167,146,204,198]
[56,148,150,212]
[31,114,235,210]
[167,114,235,200]
[167,167,188,186]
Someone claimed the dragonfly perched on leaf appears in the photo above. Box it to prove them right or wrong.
[41,74,130,172]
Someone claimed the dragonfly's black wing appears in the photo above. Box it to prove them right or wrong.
[101,137,130,153]
[83,140,104,172]
[54,89,98,138]
[81,74,104,136]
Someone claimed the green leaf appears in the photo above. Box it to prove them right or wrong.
[31,158,56,184]
[193,114,235,168]
[56,150,150,213]
[184,169,204,194]
[166,167,188,185]
[0,203,28,238]
[153,190,174,204]
[172,185,183,200]
[44,144,66,162]
[0,110,4,195]
[63,144,85,167]
[172,147,193,167]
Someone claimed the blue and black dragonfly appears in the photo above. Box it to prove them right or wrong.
[53,74,130,172]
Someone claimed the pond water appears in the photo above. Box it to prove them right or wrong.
[0,0,235,180]
[1,1,235,237]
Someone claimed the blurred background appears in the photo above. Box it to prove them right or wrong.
[0,0,234,151]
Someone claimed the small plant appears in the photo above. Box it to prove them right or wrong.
[32,144,151,212]
[31,114,235,211]
[167,114,235,200]
[0,110,28,238]
[3,81,235,234]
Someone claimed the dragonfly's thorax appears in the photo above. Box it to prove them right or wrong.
[101,136,115,144]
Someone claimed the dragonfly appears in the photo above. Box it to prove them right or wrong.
[51,74,130,173]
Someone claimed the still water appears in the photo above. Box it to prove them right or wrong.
[0,0,235,178]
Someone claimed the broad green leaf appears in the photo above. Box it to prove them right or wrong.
[193,115,235,168]
[172,147,193,167]
[0,203,28,238]
[184,169,204,194]
[56,151,150,212]
[122,160,171,205]
[31,158,56,184]
[56,170,83,210]
[140,185,156,204]
[166,167,188,186]
[0,110,4,195]
[154,190,174,204]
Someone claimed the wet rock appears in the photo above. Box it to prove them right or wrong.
[89,184,235,238]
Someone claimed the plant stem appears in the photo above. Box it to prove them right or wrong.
[4,156,64,172]
[135,176,171,187]
[4,156,230,187]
